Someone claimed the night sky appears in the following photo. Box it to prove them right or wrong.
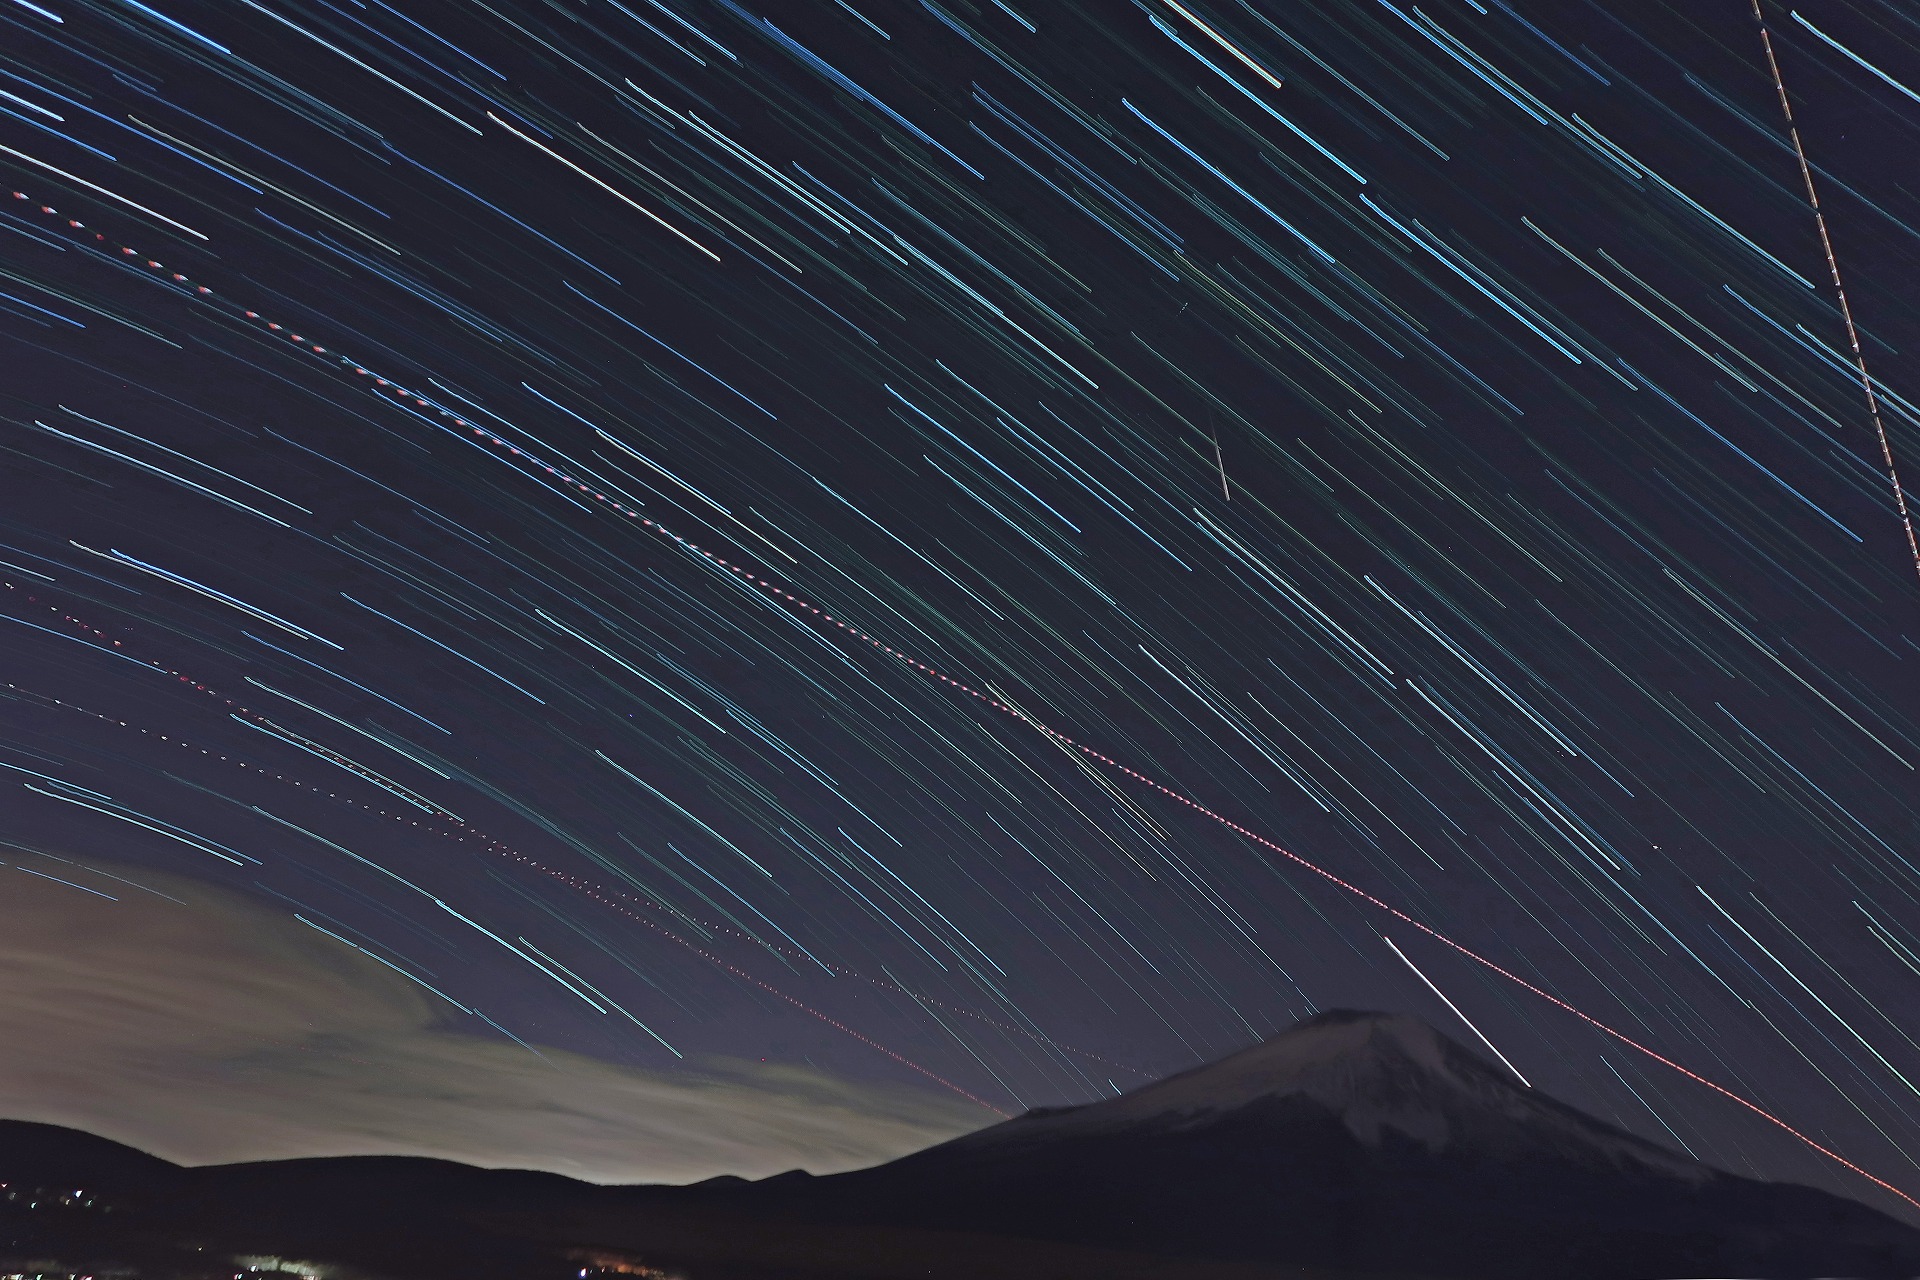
[4,0,1920,1221]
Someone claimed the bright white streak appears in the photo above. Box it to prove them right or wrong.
[1383,934,1531,1087]
[1158,0,1285,92]
[0,142,206,239]
[487,112,720,262]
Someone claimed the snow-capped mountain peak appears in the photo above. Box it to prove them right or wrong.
[951,1008,1709,1181]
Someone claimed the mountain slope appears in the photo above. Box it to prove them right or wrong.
[0,1120,1383,1279]
[5,1011,1920,1279]
[938,1008,1706,1174]
[666,1010,1920,1278]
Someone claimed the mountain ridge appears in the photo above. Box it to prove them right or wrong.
[5,1009,1920,1279]
[673,1008,1920,1277]
[930,1008,1710,1181]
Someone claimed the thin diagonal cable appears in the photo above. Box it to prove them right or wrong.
[1748,0,1920,587]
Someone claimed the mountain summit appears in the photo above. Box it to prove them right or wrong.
[689,1009,1920,1278]
[949,1008,1706,1180]
[6,1010,1920,1279]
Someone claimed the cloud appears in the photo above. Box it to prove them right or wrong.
[0,859,986,1183]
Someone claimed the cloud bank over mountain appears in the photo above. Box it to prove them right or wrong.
[0,858,983,1182]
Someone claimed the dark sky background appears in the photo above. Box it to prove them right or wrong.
[4,0,1920,1221]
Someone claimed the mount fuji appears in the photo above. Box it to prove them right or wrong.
[664,1008,1920,1277]
[7,1009,1920,1279]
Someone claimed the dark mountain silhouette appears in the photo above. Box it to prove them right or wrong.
[673,1008,1920,1277]
[7,1010,1920,1279]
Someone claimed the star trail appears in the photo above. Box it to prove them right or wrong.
[4,0,1920,1219]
